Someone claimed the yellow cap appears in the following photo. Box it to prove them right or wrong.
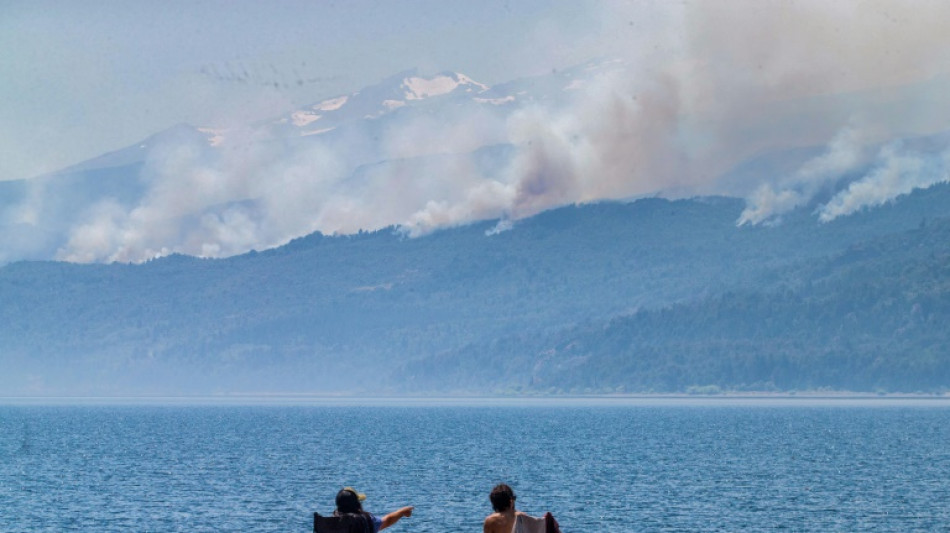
[342,487,366,501]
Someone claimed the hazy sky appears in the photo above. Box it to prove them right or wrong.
[5,0,949,184]
[0,0,640,181]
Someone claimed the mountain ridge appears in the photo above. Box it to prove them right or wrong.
[2,182,949,395]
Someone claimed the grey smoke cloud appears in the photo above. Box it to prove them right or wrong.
[55,103,519,261]
[737,130,950,226]
[0,178,52,264]
[818,143,950,222]
[57,126,349,263]
[404,65,688,235]
[10,0,950,263]
[737,127,868,226]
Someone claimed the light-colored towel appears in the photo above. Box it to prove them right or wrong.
[513,514,546,533]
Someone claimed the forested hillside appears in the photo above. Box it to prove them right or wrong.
[398,215,950,394]
[2,183,949,395]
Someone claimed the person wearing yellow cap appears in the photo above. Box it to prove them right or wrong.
[332,487,413,532]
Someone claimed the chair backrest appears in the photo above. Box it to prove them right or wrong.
[313,512,374,533]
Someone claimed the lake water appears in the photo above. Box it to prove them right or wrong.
[2,398,950,532]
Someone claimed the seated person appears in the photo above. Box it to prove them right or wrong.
[483,484,560,533]
[315,487,413,533]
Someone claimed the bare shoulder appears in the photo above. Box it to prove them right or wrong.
[484,512,514,533]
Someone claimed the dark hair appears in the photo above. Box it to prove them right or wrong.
[490,483,516,512]
[336,489,363,514]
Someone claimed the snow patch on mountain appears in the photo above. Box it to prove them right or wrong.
[301,127,336,137]
[402,73,487,101]
[315,96,349,112]
[456,73,489,92]
[291,111,321,127]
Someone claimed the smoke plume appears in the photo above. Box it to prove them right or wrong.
[7,0,950,263]
[818,143,950,222]
[737,127,868,225]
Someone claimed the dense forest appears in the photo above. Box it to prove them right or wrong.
[398,215,950,393]
[2,183,950,395]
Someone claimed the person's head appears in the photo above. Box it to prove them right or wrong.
[335,487,365,514]
[489,483,516,512]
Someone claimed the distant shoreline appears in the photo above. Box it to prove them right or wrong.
[2,392,949,407]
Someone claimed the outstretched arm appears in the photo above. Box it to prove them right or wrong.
[380,506,413,530]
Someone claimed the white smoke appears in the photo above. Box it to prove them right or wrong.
[737,127,867,225]
[54,60,695,262]
[12,0,950,263]
[55,105,518,262]
[385,66,689,236]
[57,126,349,263]
[818,144,950,222]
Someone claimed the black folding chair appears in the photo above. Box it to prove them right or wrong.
[313,512,375,533]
